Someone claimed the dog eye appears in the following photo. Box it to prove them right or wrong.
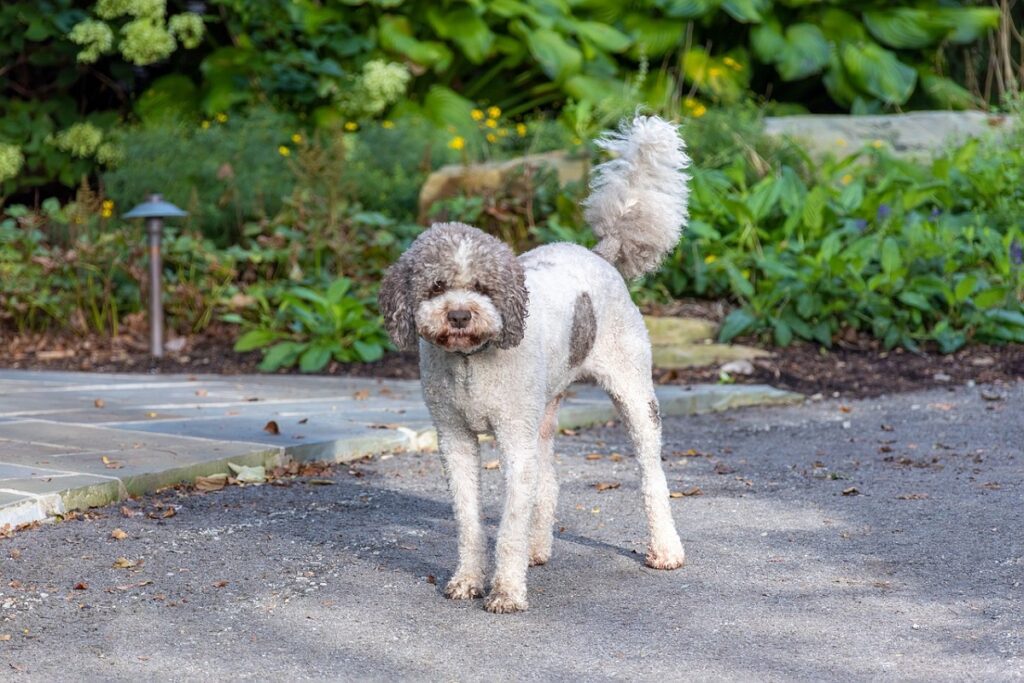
[473,282,489,296]
[429,280,447,295]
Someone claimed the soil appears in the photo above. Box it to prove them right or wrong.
[2,312,1022,399]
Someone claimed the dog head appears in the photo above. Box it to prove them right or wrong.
[378,222,529,354]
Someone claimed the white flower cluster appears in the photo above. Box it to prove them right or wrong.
[0,143,25,183]
[69,2,202,66]
[68,19,114,63]
[168,13,204,49]
[359,60,411,115]
[95,0,165,20]
[120,17,176,65]
[49,123,104,158]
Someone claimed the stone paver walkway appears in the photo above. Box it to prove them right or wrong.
[0,370,799,527]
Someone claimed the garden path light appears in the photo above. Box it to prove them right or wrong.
[123,194,188,358]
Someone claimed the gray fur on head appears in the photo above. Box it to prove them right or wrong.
[377,222,529,352]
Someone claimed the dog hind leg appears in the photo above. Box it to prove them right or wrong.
[592,356,685,570]
[529,396,561,566]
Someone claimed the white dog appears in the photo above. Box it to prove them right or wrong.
[378,115,690,613]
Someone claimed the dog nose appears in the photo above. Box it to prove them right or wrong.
[447,309,471,329]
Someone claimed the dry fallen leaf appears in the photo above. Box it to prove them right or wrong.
[228,462,266,484]
[263,420,280,435]
[8,548,21,560]
[212,580,228,588]
[353,389,370,400]
[194,389,208,397]
[73,582,88,590]
[0,635,9,641]
[594,482,620,492]
[842,487,860,496]
[120,506,136,518]
[94,398,105,409]
[609,453,623,462]
[881,424,895,432]
[928,402,954,412]
[112,557,136,569]
[482,460,500,470]
[298,418,309,424]
[101,455,123,470]
[111,528,128,540]
[560,428,578,436]
[839,405,852,413]
[307,479,335,486]
[585,453,602,461]
[713,462,735,475]
[113,580,153,591]
[896,493,928,500]
[195,474,228,492]
[426,575,436,585]
[670,487,703,498]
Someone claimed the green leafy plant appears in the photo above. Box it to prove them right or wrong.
[228,278,390,373]
[649,109,1024,352]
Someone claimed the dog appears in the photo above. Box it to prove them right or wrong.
[378,114,690,613]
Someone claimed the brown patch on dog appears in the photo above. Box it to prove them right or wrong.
[539,396,563,441]
[569,292,596,367]
[648,399,661,427]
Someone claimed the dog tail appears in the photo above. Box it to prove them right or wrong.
[583,114,690,280]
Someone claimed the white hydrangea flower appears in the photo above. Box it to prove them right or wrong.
[359,60,411,114]
[168,12,204,49]
[120,17,176,65]
[69,19,114,63]
[50,123,104,158]
[0,143,24,183]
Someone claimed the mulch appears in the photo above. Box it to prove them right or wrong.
[2,315,1022,399]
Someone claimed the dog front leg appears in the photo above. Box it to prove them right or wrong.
[439,426,486,600]
[485,424,538,613]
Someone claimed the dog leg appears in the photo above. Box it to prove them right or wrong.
[598,371,685,570]
[485,425,538,613]
[529,397,561,566]
[438,426,486,600]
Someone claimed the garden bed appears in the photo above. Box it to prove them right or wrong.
[3,322,1020,400]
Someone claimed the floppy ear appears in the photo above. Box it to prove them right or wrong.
[378,256,418,351]
[494,256,529,349]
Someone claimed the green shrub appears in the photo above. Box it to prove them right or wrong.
[226,278,389,373]
[649,116,1024,352]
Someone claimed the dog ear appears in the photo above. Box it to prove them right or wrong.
[494,256,529,349]
[378,256,418,351]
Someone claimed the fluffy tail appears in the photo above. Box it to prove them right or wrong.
[583,114,690,280]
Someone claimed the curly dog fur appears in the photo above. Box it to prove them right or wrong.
[379,114,691,613]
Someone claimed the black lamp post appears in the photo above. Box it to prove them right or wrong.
[123,194,188,358]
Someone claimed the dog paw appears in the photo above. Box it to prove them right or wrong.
[483,591,528,614]
[645,542,686,570]
[528,550,550,566]
[444,575,484,600]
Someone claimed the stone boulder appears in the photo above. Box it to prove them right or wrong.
[418,151,588,223]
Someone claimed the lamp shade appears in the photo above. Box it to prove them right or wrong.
[123,194,188,219]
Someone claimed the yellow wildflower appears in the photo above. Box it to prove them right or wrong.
[291,133,303,144]
[835,137,848,147]
[708,66,723,78]
[692,103,707,118]
[344,121,359,131]
[723,56,741,71]
[498,127,508,137]
[485,118,498,128]
[486,133,497,143]
[840,173,853,185]
[201,120,210,129]
[278,145,291,157]
[382,120,395,129]
[448,136,465,151]
[215,112,228,123]
[101,199,114,211]
[704,254,717,264]
[871,139,884,149]
[471,109,484,121]
[516,123,527,137]
[101,209,113,218]
[487,106,501,118]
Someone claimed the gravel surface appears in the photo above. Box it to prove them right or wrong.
[1,383,1022,681]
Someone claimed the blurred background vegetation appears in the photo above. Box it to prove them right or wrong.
[1,0,1022,371]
